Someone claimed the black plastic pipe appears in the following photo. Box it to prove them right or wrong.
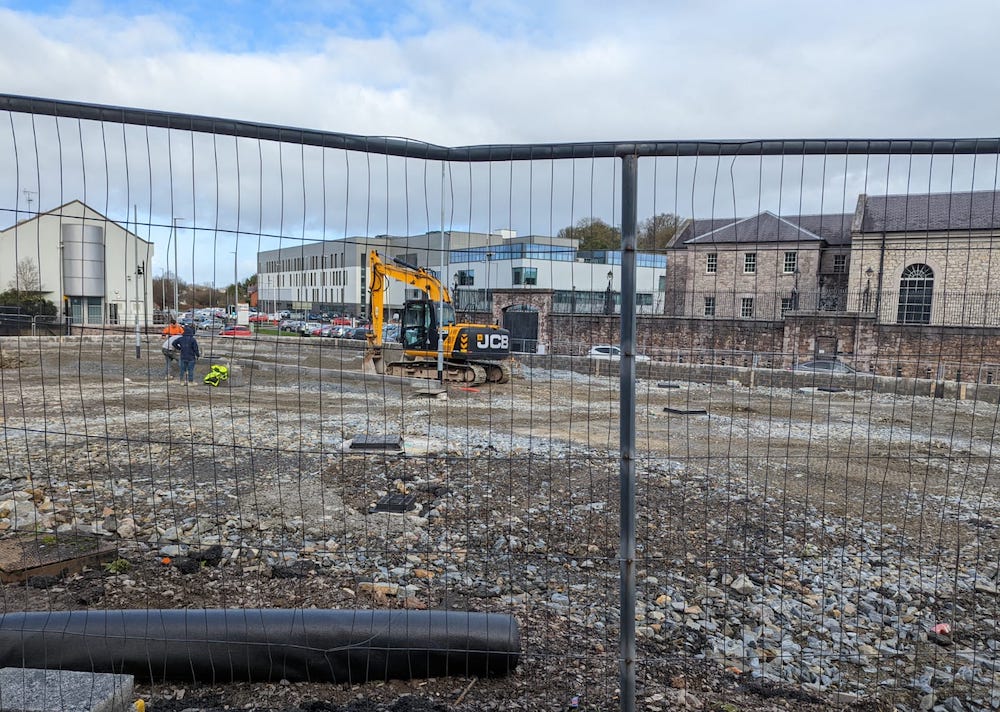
[0,609,520,683]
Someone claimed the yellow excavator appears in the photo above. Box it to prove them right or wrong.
[363,250,512,385]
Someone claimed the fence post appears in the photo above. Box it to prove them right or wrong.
[619,152,638,712]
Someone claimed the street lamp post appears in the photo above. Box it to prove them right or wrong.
[485,250,493,317]
[232,250,238,316]
[171,217,184,316]
[604,269,614,315]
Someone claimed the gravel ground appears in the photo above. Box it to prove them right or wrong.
[0,335,999,711]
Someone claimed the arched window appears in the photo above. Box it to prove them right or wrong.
[897,264,934,324]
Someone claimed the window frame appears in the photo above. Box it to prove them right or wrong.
[512,266,538,286]
[740,296,754,318]
[743,253,757,274]
[897,263,934,325]
[706,253,718,274]
[703,296,716,317]
[783,251,797,274]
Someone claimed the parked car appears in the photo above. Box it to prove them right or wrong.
[344,327,370,340]
[793,359,857,374]
[248,313,270,323]
[197,318,226,331]
[587,345,650,362]
[219,325,252,338]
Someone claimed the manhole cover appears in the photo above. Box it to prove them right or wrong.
[0,533,117,583]
[371,493,417,514]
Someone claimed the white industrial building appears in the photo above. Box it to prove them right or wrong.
[0,200,154,326]
[256,230,667,316]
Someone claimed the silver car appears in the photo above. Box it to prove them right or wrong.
[587,345,650,362]
[793,360,857,374]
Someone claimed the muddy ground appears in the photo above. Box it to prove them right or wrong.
[0,334,997,711]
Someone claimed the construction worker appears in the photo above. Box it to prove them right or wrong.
[160,318,184,379]
[172,326,201,384]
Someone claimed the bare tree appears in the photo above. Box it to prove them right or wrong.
[8,258,41,293]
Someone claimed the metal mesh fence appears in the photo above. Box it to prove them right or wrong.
[0,96,999,711]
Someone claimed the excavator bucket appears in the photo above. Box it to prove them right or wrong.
[362,347,385,376]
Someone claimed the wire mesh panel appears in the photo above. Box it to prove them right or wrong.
[0,97,999,711]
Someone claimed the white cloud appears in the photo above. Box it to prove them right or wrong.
[4,1,1000,142]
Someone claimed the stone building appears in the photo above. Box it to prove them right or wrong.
[666,189,1000,330]
[666,212,852,320]
[641,189,1000,377]
[846,191,1000,327]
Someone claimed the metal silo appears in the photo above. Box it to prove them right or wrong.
[61,223,104,296]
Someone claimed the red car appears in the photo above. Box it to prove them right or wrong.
[219,325,252,338]
[248,314,270,323]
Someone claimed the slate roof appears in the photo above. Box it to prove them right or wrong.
[857,191,1000,233]
[681,211,852,246]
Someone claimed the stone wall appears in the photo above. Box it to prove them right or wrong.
[462,297,1000,381]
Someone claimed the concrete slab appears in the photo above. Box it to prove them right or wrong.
[0,668,134,712]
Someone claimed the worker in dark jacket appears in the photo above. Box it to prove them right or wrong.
[172,326,201,384]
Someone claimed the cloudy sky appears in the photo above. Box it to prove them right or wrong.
[3,0,999,143]
[2,0,999,284]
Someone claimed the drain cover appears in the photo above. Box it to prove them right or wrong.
[350,435,404,452]
[371,493,417,514]
[0,533,117,583]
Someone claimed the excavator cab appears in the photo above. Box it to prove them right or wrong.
[400,300,455,352]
